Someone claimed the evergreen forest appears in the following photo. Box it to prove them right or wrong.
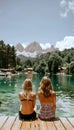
[0,40,74,75]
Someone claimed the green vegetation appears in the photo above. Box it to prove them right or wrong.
[48,53,63,74]
[26,48,74,75]
[0,40,16,68]
[0,40,74,75]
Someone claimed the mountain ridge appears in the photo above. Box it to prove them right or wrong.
[15,41,58,58]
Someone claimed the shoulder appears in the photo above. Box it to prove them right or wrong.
[18,92,24,101]
[51,91,56,96]
[31,92,36,98]
[38,87,43,94]
[18,92,23,98]
[38,89,43,99]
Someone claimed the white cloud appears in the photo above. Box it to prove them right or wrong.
[60,8,69,17]
[60,0,67,7]
[55,36,74,50]
[40,43,51,49]
[69,0,74,12]
[60,0,74,18]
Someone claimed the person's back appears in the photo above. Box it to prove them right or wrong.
[38,76,56,120]
[18,78,36,121]
[19,91,36,114]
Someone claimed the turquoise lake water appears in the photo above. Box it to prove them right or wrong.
[0,73,74,117]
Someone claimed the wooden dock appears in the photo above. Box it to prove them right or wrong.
[0,116,74,130]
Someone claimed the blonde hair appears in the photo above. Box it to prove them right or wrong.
[40,76,53,97]
[22,78,32,92]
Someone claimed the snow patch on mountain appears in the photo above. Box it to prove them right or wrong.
[16,51,38,58]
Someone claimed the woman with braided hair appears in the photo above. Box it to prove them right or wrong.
[18,78,37,121]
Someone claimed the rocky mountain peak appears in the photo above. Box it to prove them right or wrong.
[25,41,42,53]
[15,43,25,52]
[15,41,58,58]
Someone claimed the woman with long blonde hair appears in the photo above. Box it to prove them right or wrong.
[18,78,36,121]
[38,76,56,120]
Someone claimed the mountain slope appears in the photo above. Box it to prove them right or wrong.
[15,41,58,58]
[25,41,42,53]
[15,43,25,52]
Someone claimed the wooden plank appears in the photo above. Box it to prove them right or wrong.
[39,120,48,130]
[54,120,65,130]
[60,118,74,130]
[1,116,16,130]
[0,116,8,129]
[21,120,39,130]
[30,121,36,130]
[46,121,56,130]
[34,119,40,130]
[11,117,22,130]
[68,118,74,127]
[26,121,32,130]
[20,121,28,130]
[0,116,74,130]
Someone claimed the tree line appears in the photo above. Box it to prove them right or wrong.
[20,48,74,74]
[0,40,74,75]
[33,48,74,75]
[17,47,74,75]
[0,40,16,68]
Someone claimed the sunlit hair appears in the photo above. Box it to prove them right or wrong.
[40,76,53,97]
[22,78,32,92]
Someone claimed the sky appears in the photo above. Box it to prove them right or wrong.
[0,0,74,50]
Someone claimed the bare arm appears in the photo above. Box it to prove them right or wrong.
[53,92,56,113]
[18,92,23,102]
[32,93,36,109]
